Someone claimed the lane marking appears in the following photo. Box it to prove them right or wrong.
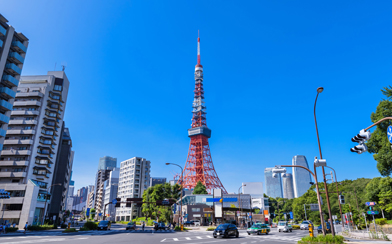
[173,238,179,241]
[186,237,191,240]
[196,236,202,239]
[206,236,213,238]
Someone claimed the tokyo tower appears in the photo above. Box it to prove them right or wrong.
[179,33,227,194]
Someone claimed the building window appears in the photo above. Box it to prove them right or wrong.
[192,208,200,212]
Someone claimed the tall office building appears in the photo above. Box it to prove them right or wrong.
[94,169,113,216]
[292,155,312,198]
[103,168,119,221]
[264,168,283,198]
[242,182,265,210]
[116,157,150,221]
[0,71,70,226]
[98,156,117,170]
[0,14,29,151]
[150,177,166,187]
[282,173,294,199]
[48,123,74,220]
[86,185,95,209]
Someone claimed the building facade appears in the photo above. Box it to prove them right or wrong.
[282,173,294,199]
[150,177,166,187]
[86,185,95,209]
[264,168,283,199]
[0,71,70,226]
[93,169,112,216]
[48,123,74,220]
[98,156,117,170]
[103,168,119,221]
[292,155,312,198]
[0,14,29,152]
[116,157,150,221]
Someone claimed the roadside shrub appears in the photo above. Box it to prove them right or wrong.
[27,225,54,231]
[5,227,18,232]
[174,226,189,231]
[83,221,98,230]
[376,218,387,225]
[53,223,58,229]
[60,223,67,228]
[206,227,216,231]
[298,234,344,243]
[63,228,77,233]
[292,225,300,230]
[79,227,89,231]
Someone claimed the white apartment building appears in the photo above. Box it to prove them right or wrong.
[116,157,150,222]
[103,168,119,221]
[0,71,70,226]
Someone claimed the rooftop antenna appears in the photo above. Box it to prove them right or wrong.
[61,61,67,71]
[54,62,57,71]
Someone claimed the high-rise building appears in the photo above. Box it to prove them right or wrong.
[282,173,294,199]
[264,168,283,198]
[0,71,70,226]
[242,182,264,210]
[48,123,74,220]
[117,157,150,221]
[0,14,29,152]
[150,177,166,187]
[86,185,95,209]
[292,155,312,198]
[93,169,113,216]
[98,156,117,170]
[103,168,119,221]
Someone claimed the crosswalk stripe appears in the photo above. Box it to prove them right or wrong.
[173,238,179,241]
[196,236,202,239]
[185,237,191,240]
[206,236,213,238]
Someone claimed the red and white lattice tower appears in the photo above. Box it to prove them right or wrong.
[179,33,227,194]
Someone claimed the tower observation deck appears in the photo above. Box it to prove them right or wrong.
[179,33,227,194]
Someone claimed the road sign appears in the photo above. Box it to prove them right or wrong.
[98,213,102,217]
[206,198,237,203]
[162,199,170,205]
[388,126,392,143]
[332,215,337,220]
[366,202,377,206]
[112,199,117,205]
[289,212,293,219]
[310,204,319,211]
[367,211,379,215]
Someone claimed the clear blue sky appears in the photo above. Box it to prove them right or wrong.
[2,1,392,193]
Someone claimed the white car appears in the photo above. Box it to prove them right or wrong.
[277,221,292,232]
[193,220,200,226]
[300,221,312,230]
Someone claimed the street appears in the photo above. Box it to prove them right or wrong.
[0,227,311,244]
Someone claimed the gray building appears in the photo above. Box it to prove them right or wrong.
[94,169,113,216]
[292,155,312,198]
[264,168,283,199]
[0,14,29,152]
[0,71,70,226]
[117,157,150,221]
[98,156,117,170]
[282,173,294,199]
[150,177,166,187]
[48,123,74,221]
[103,168,119,221]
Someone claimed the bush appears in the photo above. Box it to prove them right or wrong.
[174,226,189,231]
[53,223,58,229]
[63,228,77,233]
[27,225,54,231]
[292,225,300,230]
[83,221,98,230]
[79,227,89,231]
[5,227,18,232]
[375,218,387,225]
[206,227,216,231]
[298,234,344,244]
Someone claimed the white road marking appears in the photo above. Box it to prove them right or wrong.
[206,236,213,238]
[186,237,191,240]
[1,238,66,244]
[173,238,179,241]
[160,238,166,242]
[77,237,88,239]
[196,236,202,239]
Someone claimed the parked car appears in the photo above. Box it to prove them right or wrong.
[184,220,193,226]
[97,220,111,230]
[158,222,167,230]
[300,221,313,230]
[193,220,200,226]
[277,221,292,232]
[270,222,277,228]
[247,223,270,235]
[213,224,239,238]
[126,222,136,230]
[334,220,341,225]
[317,222,331,234]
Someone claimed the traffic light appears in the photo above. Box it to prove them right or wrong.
[0,189,10,199]
[339,195,345,204]
[351,129,371,154]
[115,198,121,208]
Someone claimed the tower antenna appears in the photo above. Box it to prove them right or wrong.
[61,61,67,71]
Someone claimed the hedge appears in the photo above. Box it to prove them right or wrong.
[5,227,18,232]
[206,227,216,231]
[27,225,54,231]
[298,234,344,244]
[83,221,98,230]
[292,225,300,230]
[375,218,387,225]
[63,228,77,233]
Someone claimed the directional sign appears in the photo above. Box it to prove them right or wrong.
[367,211,379,215]
[388,126,392,143]
[162,199,170,205]
[289,212,293,219]
[86,208,90,216]
[206,198,237,203]
[366,202,376,206]
[112,199,117,205]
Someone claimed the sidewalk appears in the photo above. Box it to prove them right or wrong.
[342,230,392,242]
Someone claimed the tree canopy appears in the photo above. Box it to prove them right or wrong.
[193,181,208,194]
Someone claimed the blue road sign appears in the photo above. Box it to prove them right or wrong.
[366,202,377,206]
[86,208,90,216]
[112,199,117,205]
[206,198,238,203]
[388,126,392,143]
[367,211,379,215]
[173,203,177,214]
[289,212,293,219]
[98,213,102,217]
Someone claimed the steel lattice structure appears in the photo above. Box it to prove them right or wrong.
[179,34,227,194]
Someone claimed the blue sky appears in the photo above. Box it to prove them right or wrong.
[2,1,392,193]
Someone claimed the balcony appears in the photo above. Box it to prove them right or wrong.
[0,87,16,99]
[9,119,37,125]
[11,41,27,53]
[1,149,31,156]
[0,113,9,124]
[6,129,35,135]
[13,101,41,107]
[2,75,19,87]
[0,99,12,111]
[0,160,29,166]
[5,63,21,76]
[0,25,6,36]
[11,110,39,116]
[4,139,33,145]
[16,92,43,98]
[8,52,25,64]
[0,172,26,178]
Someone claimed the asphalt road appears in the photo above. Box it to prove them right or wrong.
[0,227,311,244]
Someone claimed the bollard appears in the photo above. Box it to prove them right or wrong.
[181,224,183,231]
[309,223,314,237]
[68,222,71,229]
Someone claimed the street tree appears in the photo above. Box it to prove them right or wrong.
[193,181,208,194]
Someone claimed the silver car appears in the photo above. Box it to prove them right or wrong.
[300,221,312,230]
[277,221,292,232]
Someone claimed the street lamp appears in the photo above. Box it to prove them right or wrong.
[324,166,344,228]
[42,183,62,225]
[166,163,183,229]
[314,87,335,236]
[238,184,246,228]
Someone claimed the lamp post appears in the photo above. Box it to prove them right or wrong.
[324,166,344,228]
[166,163,183,230]
[42,183,62,225]
[238,184,246,228]
[314,87,335,236]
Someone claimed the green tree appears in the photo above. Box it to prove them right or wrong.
[90,208,96,220]
[193,181,208,194]
[367,86,392,176]
[378,190,392,213]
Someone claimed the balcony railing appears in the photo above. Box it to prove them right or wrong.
[0,25,6,36]
[1,149,31,156]
[6,129,36,135]
[5,63,21,76]
[8,119,37,125]
[0,87,16,99]
[2,75,19,87]
[11,41,27,53]
[0,172,26,178]
[0,160,29,166]
[8,52,25,64]
[0,99,13,111]
[13,101,41,107]
[16,92,43,98]
[4,139,33,145]
[0,113,9,124]
[11,110,39,116]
